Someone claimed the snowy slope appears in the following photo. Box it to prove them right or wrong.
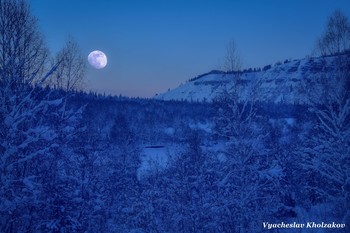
[155,73,229,102]
[155,54,345,104]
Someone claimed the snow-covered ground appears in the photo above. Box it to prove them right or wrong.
[137,144,184,179]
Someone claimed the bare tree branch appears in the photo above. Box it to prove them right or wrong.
[317,10,350,55]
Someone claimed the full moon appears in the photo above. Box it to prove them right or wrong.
[88,50,107,69]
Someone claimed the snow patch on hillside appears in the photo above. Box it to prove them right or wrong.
[155,55,343,104]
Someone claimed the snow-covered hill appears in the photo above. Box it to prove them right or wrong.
[155,54,347,104]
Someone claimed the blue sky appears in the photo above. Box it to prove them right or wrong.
[31,0,350,97]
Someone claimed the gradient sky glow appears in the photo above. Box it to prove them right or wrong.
[31,0,350,97]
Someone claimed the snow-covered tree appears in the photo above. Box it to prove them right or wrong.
[139,131,219,232]
[213,64,261,141]
[0,87,63,232]
[212,70,284,232]
[301,52,350,222]
[0,1,54,231]
[0,1,87,231]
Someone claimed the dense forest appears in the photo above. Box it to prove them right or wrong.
[2,82,349,232]
[1,0,349,232]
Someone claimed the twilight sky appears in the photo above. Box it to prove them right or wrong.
[31,0,350,98]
